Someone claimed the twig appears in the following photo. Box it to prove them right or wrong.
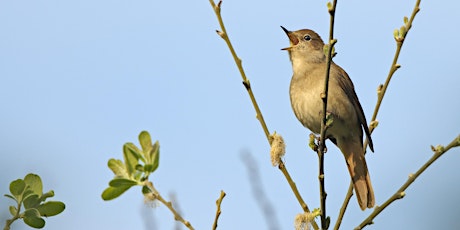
[3,202,21,230]
[209,1,318,229]
[367,0,421,129]
[317,1,338,229]
[144,181,194,230]
[279,161,320,230]
[212,190,226,230]
[333,187,352,230]
[355,135,460,229]
[334,1,421,229]
[209,0,270,141]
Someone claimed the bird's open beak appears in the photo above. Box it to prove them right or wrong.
[281,26,298,51]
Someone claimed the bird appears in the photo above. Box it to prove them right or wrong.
[281,26,375,210]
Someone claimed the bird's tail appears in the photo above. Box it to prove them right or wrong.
[340,141,375,210]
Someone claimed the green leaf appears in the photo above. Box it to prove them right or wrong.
[325,112,334,128]
[101,186,132,201]
[24,174,43,196]
[107,158,129,178]
[125,142,144,162]
[9,179,25,198]
[39,190,55,203]
[37,201,65,217]
[24,194,40,209]
[109,178,139,187]
[135,164,144,172]
[123,144,139,177]
[149,140,160,165]
[23,208,45,228]
[139,131,152,153]
[23,189,35,201]
[144,164,154,173]
[9,205,17,216]
[142,185,150,194]
[4,194,17,202]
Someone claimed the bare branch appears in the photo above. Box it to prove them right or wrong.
[335,1,421,228]
[144,181,194,230]
[212,190,226,230]
[355,135,460,229]
[317,1,338,229]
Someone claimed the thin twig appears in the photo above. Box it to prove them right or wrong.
[333,187,352,230]
[145,181,194,230]
[209,1,319,229]
[279,162,320,230]
[317,1,338,229]
[367,0,421,129]
[209,0,270,141]
[355,135,460,229]
[334,1,421,229]
[3,202,21,230]
[212,190,226,230]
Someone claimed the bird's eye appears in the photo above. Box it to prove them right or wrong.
[304,35,311,41]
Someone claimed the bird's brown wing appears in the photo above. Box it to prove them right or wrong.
[333,63,374,152]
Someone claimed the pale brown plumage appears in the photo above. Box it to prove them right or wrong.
[281,26,375,210]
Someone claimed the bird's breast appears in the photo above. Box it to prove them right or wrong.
[289,72,324,133]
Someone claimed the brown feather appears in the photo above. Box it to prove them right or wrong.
[333,63,374,152]
[338,138,375,210]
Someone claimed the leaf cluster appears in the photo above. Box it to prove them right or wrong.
[101,130,160,201]
[4,174,65,229]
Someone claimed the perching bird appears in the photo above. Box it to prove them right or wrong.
[281,26,375,210]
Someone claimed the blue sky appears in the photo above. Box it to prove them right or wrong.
[1,1,459,229]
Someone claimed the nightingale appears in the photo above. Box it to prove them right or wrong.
[281,26,375,210]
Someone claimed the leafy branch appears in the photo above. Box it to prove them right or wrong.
[3,174,65,230]
[101,131,194,230]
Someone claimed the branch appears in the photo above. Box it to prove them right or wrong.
[144,181,194,230]
[334,1,421,228]
[212,190,226,230]
[3,202,21,230]
[317,1,338,229]
[209,1,318,229]
[279,161,319,230]
[355,135,460,229]
[333,187,352,230]
[209,0,270,141]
